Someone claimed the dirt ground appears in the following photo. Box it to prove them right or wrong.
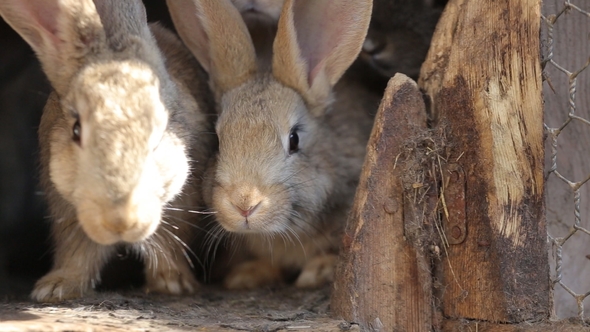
[0,286,357,331]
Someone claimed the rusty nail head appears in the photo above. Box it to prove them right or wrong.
[451,226,462,239]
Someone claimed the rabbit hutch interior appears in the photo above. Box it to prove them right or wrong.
[0,0,589,331]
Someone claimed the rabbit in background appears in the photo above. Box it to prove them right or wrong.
[0,0,215,302]
[360,0,445,80]
[167,0,380,289]
[228,0,284,69]
[230,0,283,24]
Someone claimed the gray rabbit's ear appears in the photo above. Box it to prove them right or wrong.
[272,0,372,114]
[93,0,151,45]
[167,0,258,95]
[0,0,106,95]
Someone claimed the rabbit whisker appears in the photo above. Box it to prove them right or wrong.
[160,221,202,270]
[163,214,212,234]
[285,223,306,259]
[164,207,217,215]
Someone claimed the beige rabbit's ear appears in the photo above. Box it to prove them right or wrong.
[0,0,106,95]
[272,0,372,113]
[167,0,257,95]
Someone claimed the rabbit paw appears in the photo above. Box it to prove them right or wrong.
[145,265,198,295]
[32,269,94,302]
[224,260,282,290]
[295,254,337,288]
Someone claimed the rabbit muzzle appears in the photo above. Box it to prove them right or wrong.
[76,189,162,245]
[212,181,290,234]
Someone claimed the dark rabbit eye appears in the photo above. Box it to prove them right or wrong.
[72,120,81,145]
[289,130,299,154]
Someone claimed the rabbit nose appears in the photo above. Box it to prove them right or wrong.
[234,202,261,218]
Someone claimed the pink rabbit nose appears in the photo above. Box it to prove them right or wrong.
[235,202,261,218]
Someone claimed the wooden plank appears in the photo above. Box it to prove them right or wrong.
[419,0,549,323]
[0,288,348,332]
[331,74,432,331]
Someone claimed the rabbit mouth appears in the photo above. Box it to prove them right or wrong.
[79,218,160,245]
[76,197,163,245]
[77,223,153,245]
[215,205,293,235]
[218,216,287,234]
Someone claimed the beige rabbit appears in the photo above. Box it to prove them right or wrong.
[167,0,379,289]
[0,0,214,301]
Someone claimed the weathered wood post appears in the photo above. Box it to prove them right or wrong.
[331,74,433,331]
[332,0,549,329]
[419,0,549,325]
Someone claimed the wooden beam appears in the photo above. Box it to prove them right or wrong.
[419,0,549,323]
[331,74,432,331]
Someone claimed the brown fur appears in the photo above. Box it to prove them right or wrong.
[169,0,378,289]
[0,0,214,301]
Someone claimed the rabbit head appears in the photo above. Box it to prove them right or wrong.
[0,0,197,245]
[168,0,372,236]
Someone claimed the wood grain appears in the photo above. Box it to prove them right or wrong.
[331,74,432,331]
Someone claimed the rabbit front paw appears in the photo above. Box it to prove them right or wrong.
[145,264,198,295]
[31,269,94,302]
[223,260,282,290]
[295,254,337,288]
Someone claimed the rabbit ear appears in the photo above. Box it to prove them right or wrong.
[272,0,372,113]
[93,0,150,45]
[167,0,258,95]
[0,0,106,95]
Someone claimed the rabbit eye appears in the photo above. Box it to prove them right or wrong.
[72,120,81,145]
[289,130,299,154]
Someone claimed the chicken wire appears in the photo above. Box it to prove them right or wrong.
[542,0,590,321]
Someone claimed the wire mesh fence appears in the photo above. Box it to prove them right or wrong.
[542,0,590,321]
